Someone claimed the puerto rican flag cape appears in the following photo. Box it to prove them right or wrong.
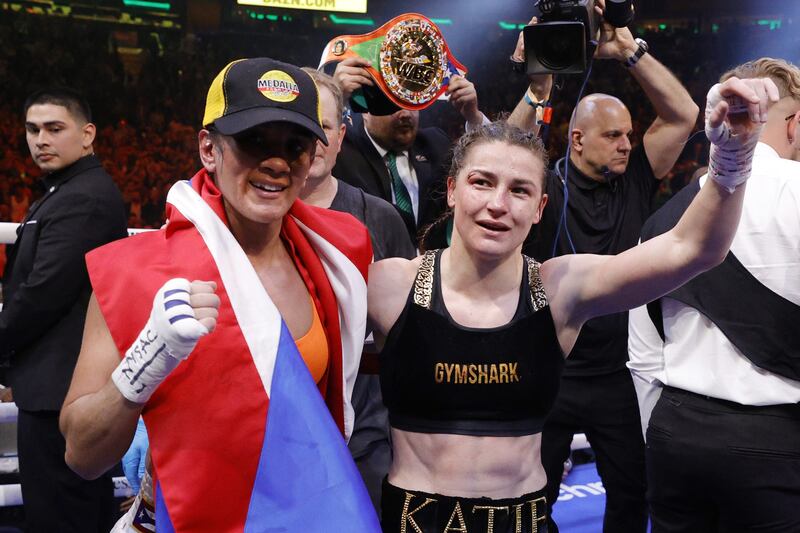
[87,169,380,532]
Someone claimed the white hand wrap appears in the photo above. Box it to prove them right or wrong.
[704,83,761,193]
[112,278,209,404]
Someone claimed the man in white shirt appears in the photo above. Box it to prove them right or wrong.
[628,57,800,533]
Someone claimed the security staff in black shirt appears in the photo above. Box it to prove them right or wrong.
[0,88,127,532]
[509,12,699,533]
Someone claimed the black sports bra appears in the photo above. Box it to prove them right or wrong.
[379,249,564,437]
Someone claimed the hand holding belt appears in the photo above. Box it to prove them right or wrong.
[319,13,467,112]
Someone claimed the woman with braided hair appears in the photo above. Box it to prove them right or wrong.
[368,76,777,533]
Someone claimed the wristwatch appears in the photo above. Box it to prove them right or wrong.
[624,38,649,68]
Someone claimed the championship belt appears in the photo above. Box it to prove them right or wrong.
[320,13,467,113]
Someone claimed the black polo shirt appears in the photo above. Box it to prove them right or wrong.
[523,145,659,375]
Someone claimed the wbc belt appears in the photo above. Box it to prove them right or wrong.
[320,13,467,111]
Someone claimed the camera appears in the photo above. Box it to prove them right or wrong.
[523,0,633,75]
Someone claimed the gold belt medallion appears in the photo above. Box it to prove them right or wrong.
[380,18,447,107]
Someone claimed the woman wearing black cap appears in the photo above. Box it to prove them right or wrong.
[369,75,776,532]
[60,57,379,531]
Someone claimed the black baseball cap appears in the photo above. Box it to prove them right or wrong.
[203,57,328,145]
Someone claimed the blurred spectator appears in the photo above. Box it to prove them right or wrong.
[0,9,796,231]
[9,186,30,223]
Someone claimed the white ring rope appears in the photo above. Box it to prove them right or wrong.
[0,223,19,246]
[0,222,153,245]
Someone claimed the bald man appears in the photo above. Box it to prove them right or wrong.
[512,11,699,533]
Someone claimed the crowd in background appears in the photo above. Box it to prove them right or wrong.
[0,9,793,228]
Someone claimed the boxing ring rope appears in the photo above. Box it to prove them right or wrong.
[0,222,590,506]
[0,224,19,247]
[0,404,133,505]
[0,223,152,243]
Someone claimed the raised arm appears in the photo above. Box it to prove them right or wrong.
[542,76,779,353]
[507,17,553,134]
[60,280,218,479]
[446,75,488,130]
[593,0,699,178]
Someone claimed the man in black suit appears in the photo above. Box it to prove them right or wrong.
[332,57,487,245]
[0,88,127,532]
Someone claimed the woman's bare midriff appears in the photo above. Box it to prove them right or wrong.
[388,427,547,499]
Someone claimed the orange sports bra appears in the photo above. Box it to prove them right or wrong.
[294,296,329,384]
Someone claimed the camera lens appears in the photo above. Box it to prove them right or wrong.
[532,26,583,71]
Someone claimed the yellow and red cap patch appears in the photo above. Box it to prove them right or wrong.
[257,70,300,103]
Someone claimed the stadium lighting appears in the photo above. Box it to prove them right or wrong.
[329,13,373,25]
[123,0,171,10]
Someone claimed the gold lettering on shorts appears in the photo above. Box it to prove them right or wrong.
[512,503,524,533]
[473,505,509,533]
[511,496,547,533]
[443,501,468,532]
[528,496,547,533]
[400,492,436,533]
[434,363,522,385]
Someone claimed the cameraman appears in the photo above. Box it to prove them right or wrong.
[510,3,699,532]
